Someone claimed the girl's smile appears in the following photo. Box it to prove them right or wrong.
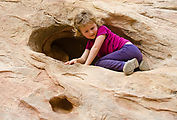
[79,22,98,39]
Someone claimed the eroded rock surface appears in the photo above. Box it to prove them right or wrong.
[0,0,177,120]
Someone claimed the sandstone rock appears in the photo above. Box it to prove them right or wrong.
[0,0,177,120]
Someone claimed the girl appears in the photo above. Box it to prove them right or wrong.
[65,10,149,75]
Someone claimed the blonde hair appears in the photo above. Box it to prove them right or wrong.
[73,10,103,37]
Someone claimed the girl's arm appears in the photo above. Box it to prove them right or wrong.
[85,35,106,65]
[78,49,90,64]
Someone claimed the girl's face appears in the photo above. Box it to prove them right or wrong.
[79,22,98,40]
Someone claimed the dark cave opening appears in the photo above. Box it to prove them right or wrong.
[50,36,87,61]
[28,25,88,62]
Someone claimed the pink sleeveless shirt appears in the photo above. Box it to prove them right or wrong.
[85,25,129,57]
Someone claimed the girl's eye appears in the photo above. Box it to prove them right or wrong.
[85,30,88,33]
[91,27,94,30]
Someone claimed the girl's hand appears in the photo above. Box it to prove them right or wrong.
[64,58,79,65]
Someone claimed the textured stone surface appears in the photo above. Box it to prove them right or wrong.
[0,0,177,120]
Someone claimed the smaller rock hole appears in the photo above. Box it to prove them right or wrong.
[49,96,73,113]
[171,90,177,95]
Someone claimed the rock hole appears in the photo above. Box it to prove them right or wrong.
[49,96,73,113]
[28,25,87,62]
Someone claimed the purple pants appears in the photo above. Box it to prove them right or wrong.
[95,44,142,71]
